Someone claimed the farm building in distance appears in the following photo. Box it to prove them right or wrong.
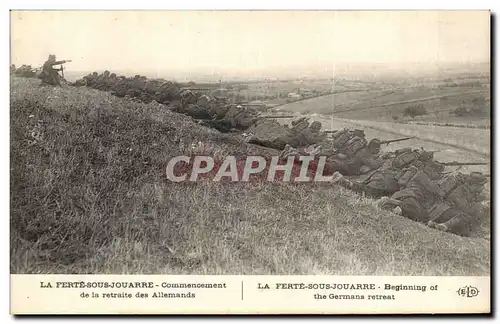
[287,92,302,101]
[239,100,268,112]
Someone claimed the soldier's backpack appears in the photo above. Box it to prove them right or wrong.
[436,174,461,198]
[343,136,367,156]
[447,185,473,211]
[395,166,419,187]
[393,150,420,168]
[332,129,351,148]
[422,161,445,180]
[291,118,310,134]
[428,202,454,224]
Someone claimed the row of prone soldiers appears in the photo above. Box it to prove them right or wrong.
[10,64,37,78]
[72,71,280,133]
[72,71,182,105]
[277,127,489,237]
[71,71,329,148]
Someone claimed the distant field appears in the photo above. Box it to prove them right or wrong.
[277,81,490,124]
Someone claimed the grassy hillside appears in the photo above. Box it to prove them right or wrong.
[10,77,490,275]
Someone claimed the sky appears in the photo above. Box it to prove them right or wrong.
[10,11,490,79]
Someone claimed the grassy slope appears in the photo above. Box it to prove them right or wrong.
[10,77,490,275]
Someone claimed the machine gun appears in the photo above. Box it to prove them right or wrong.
[379,137,413,145]
[57,60,72,80]
[438,161,489,166]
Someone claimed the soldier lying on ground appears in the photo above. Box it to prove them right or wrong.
[327,138,384,176]
[290,119,328,147]
[375,165,442,223]
[376,169,487,237]
[245,118,327,150]
[333,147,442,198]
[425,172,489,236]
[15,64,37,78]
[277,136,383,180]
[331,128,366,151]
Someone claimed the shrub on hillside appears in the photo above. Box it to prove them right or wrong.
[453,97,490,117]
[403,104,427,119]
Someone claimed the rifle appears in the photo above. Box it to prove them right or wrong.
[379,137,413,145]
[58,60,72,80]
[324,130,338,133]
[255,115,295,119]
[438,161,489,166]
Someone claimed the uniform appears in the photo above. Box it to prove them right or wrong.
[39,55,70,86]
[427,172,488,236]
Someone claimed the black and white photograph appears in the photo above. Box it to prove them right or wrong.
[8,9,492,314]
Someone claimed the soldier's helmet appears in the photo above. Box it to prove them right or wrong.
[292,117,309,126]
[418,150,434,162]
[103,70,110,76]
[180,89,192,97]
[92,72,98,77]
[160,81,173,88]
[110,73,117,78]
[353,129,365,138]
[468,172,488,186]
[368,138,381,148]
[368,139,381,154]
[310,121,322,133]
[395,147,412,155]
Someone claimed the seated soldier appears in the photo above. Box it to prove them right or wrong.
[39,55,71,86]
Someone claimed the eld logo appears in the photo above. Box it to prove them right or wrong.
[457,286,479,298]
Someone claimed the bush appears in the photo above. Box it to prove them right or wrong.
[453,107,469,117]
[403,104,427,119]
[453,97,489,117]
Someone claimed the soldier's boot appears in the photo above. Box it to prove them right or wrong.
[435,213,474,236]
[393,206,403,215]
[435,223,448,232]
[279,144,291,159]
[279,144,298,160]
[332,171,353,188]
[377,197,401,210]
[427,220,437,228]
